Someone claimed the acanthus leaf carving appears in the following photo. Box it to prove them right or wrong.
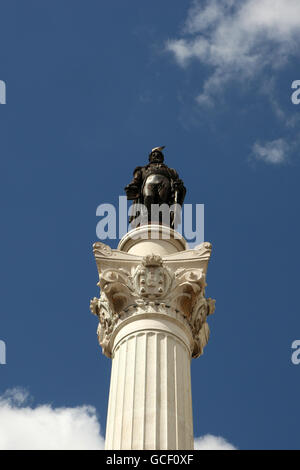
[168,268,205,318]
[99,268,134,314]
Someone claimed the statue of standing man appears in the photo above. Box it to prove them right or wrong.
[125,146,186,229]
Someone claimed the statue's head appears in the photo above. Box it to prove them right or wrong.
[148,146,165,163]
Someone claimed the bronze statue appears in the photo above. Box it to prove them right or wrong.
[125,146,186,228]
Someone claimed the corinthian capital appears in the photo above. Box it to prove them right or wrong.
[91,242,215,358]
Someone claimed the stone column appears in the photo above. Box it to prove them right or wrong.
[90,225,215,450]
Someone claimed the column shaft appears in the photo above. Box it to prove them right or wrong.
[105,329,193,450]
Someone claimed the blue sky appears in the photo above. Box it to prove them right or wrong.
[0,0,300,450]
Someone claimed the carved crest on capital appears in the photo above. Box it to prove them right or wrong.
[132,255,173,299]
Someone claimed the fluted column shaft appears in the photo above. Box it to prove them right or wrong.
[105,315,194,450]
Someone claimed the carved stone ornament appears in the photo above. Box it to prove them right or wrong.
[90,242,215,359]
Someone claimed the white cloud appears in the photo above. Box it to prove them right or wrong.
[252,138,289,164]
[0,388,236,450]
[166,0,300,106]
[0,388,105,450]
[194,434,236,450]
